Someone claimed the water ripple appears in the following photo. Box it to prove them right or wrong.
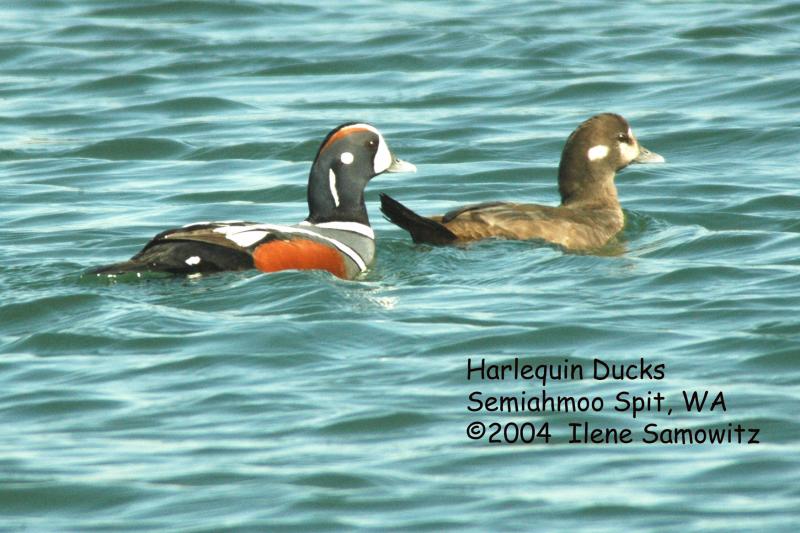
[1,0,799,531]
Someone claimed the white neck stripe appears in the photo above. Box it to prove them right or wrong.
[302,220,375,239]
[328,168,340,207]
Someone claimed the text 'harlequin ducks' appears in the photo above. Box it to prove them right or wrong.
[91,123,416,279]
[380,113,663,252]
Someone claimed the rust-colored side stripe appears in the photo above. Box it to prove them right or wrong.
[253,239,347,278]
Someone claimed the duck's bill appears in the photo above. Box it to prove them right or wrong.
[634,146,665,164]
[385,156,417,173]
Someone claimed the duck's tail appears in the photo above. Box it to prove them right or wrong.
[379,193,457,245]
[88,260,147,276]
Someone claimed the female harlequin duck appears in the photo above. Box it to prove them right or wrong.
[91,123,416,279]
[380,113,663,251]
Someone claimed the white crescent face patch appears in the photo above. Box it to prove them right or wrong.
[373,132,392,174]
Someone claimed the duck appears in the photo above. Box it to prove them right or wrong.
[91,123,416,279]
[379,113,663,251]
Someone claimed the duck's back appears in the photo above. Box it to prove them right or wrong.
[435,202,624,250]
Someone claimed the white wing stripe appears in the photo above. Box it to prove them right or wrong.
[226,230,269,247]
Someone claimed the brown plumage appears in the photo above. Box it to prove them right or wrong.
[380,113,664,252]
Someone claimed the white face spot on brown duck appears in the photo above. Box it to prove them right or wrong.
[617,123,665,166]
[616,127,641,165]
[559,113,665,205]
[587,144,610,161]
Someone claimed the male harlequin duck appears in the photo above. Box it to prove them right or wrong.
[91,123,416,279]
[380,113,663,251]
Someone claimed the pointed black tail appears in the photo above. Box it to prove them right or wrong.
[87,241,253,276]
[87,260,151,276]
[379,193,457,245]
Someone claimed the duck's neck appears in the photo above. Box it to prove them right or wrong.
[306,162,371,225]
[558,161,620,209]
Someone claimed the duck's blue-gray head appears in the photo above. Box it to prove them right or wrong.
[307,123,416,225]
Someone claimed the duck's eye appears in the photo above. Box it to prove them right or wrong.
[617,133,631,144]
[367,139,377,148]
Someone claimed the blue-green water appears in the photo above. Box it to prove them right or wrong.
[2,1,800,530]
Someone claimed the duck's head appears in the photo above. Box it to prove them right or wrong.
[307,123,416,225]
[558,113,664,207]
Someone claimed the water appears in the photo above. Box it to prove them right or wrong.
[2,1,800,530]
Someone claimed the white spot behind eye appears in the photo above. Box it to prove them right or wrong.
[185,256,201,265]
[329,168,340,207]
[587,144,610,161]
[340,151,354,164]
